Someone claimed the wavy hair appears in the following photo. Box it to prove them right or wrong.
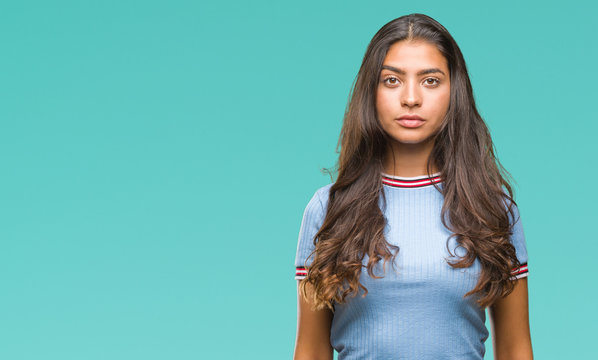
[299,13,523,311]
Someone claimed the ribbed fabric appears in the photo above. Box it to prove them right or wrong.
[294,172,529,360]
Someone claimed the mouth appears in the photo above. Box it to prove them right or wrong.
[395,118,425,128]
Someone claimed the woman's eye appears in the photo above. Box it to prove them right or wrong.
[383,76,399,86]
[424,78,440,86]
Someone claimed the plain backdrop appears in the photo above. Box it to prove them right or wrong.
[1,0,596,359]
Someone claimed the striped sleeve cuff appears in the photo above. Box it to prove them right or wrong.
[510,262,528,280]
[295,266,307,280]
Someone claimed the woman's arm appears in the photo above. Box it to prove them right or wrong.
[293,282,334,360]
[488,277,533,360]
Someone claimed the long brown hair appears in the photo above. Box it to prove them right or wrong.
[299,13,523,311]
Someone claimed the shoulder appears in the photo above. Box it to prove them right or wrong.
[294,182,335,272]
[313,182,334,207]
[299,182,333,222]
[500,185,522,223]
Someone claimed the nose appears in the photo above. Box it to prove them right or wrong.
[400,80,421,107]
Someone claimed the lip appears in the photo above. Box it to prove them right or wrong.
[395,115,425,128]
[396,119,425,128]
[397,115,423,120]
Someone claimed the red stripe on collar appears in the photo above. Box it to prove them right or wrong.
[381,172,443,188]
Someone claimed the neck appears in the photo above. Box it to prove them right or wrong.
[382,139,438,177]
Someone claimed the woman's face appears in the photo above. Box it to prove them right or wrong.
[376,40,451,146]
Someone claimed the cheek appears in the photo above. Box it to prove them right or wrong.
[433,90,451,116]
[376,91,394,118]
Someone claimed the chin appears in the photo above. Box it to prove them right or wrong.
[391,134,433,145]
[397,140,425,145]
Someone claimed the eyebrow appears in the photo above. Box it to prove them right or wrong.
[381,65,446,76]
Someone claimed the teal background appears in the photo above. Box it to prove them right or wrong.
[1,0,595,358]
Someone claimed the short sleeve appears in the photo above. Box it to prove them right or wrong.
[294,187,326,280]
[508,202,529,280]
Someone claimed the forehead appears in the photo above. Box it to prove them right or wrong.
[382,40,448,70]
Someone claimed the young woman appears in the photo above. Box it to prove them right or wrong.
[293,13,533,360]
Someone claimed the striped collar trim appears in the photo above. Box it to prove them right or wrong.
[381,172,443,188]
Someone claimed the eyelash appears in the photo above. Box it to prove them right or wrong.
[382,76,440,87]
